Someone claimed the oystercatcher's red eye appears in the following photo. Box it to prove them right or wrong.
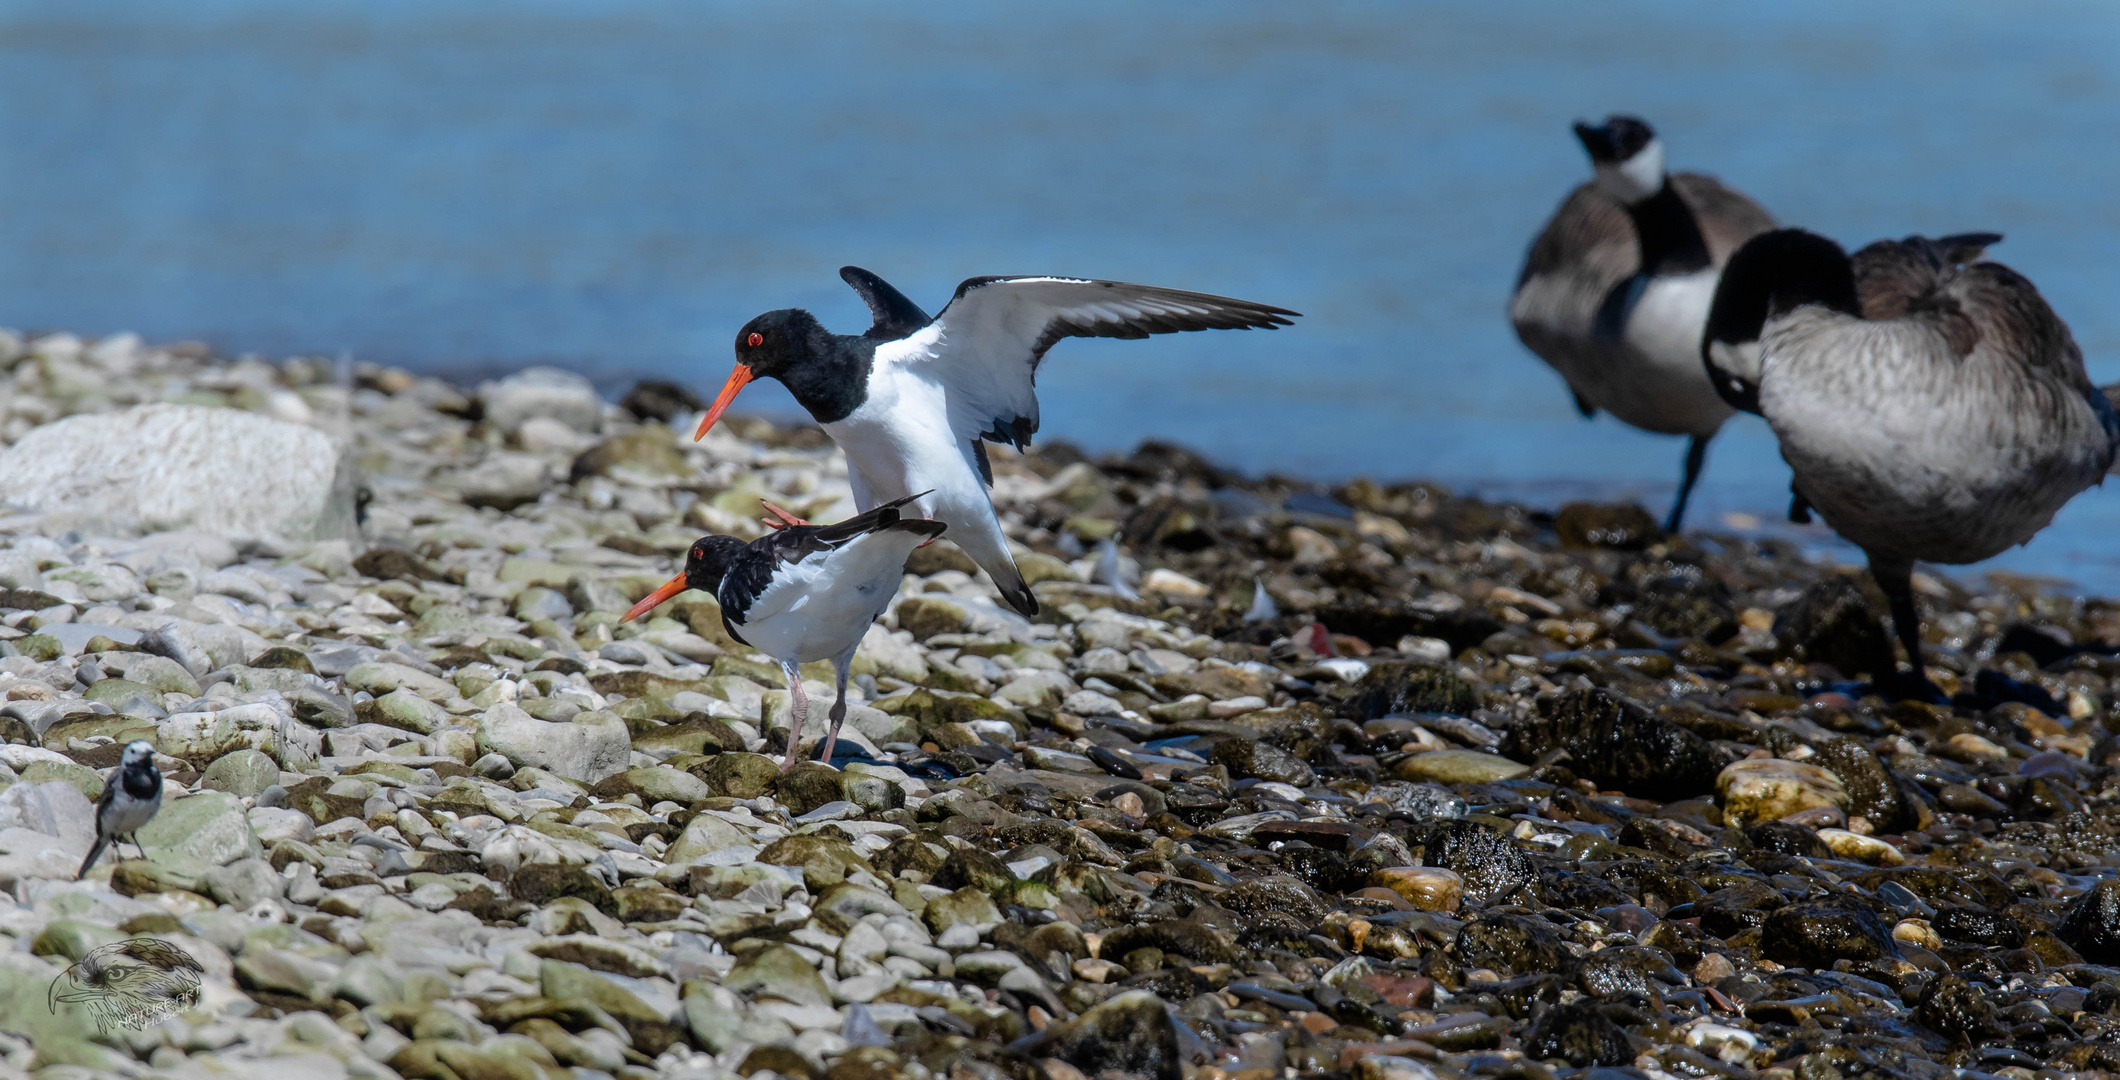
[747,332,764,347]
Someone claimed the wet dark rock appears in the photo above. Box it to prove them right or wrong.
[1623,563,1738,644]
[1316,598,1504,655]
[1916,974,2003,1042]
[1409,821,1536,907]
[1934,906,2021,948]
[1500,688,1724,801]
[2059,879,2120,963]
[1520,1002,1633,1067]
[1570,946,1684,997]
[1276,846,1369,895]
[1347,661,1481,719]
[1774,576,1893,681]
[1208,737,1314,786]
[1849,866,2013,910]
[1761,897,1899,968]
[1218,875,1327,930]
[1555,503,1660,552]
[1540,868,1629,911]
[1455,913,1570,976]
[1743,821,1831,859]
[1013,989,1193,1080]
[1809,736,1910,832]
[1694,881,1789,937]
[1099,916,1239,966]
[2018,776,2085,819]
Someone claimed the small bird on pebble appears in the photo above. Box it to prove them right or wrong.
[78,740,162,879]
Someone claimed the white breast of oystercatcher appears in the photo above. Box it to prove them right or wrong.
[624,493,945,768]
[692,267,1298,616]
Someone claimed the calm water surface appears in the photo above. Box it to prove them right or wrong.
[3,1,2120,587]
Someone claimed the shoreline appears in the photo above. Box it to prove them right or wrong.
[0,332,2113,1077]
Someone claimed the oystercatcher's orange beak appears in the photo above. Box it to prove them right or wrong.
[694,364,753,440]
[624,573,689,623]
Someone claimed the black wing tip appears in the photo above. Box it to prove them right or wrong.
[891,518,948,540]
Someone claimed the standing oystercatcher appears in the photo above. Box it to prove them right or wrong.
[1702,228,2119,696]
[691,267,1298,614]
[1511,115,1776,531]
[624,494,945,768]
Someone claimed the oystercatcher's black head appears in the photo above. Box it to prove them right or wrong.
[691,309,824,440]
[623,535,750,622]
[1702,228,1861,414]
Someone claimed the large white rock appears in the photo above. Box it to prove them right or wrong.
[478,367,604,433]
[0,404,359,542]
[475,703,630,784]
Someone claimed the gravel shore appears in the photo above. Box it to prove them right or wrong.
[1,331,2118,1080]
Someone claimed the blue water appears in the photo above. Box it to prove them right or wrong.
[4,1,2120,589]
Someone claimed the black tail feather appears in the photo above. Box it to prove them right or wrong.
[812,491,938,544]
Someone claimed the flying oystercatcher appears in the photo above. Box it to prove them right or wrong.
[692,268,1298,614]
[1702,228,2119,696]
[1511,114,1776,531]
[624,494,945,768]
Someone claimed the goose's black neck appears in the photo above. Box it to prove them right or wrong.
[777,330,876,425]
[1627,183,1712,276]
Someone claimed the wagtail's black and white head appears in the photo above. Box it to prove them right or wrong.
[78,740,162,879]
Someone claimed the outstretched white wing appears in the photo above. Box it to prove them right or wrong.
[882,276,1298,451]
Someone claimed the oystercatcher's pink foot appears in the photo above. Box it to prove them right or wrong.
[759,500,810,531]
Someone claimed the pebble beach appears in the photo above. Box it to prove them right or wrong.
[1,331,2119,1080]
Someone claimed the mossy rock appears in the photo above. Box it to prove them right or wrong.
[710,654,786,688]
[757,834,872,891]
[692,753,781,799]
[249,646,318,674]
[81,678,159,711]
[873,688,1028,740]
[632,715,744,755]
[773,762,849,815]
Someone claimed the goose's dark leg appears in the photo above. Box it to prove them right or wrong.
[1788,484,1813,524]
[1869,553,1940,701]
[1665,436,1710,533]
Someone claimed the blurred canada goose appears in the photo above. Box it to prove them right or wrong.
[1703,228,2119,695]
[1511,115,1775,531]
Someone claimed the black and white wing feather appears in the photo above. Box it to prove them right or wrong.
[719,494,943,627]
[905,276,1299,450]
[840,266,932,340]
